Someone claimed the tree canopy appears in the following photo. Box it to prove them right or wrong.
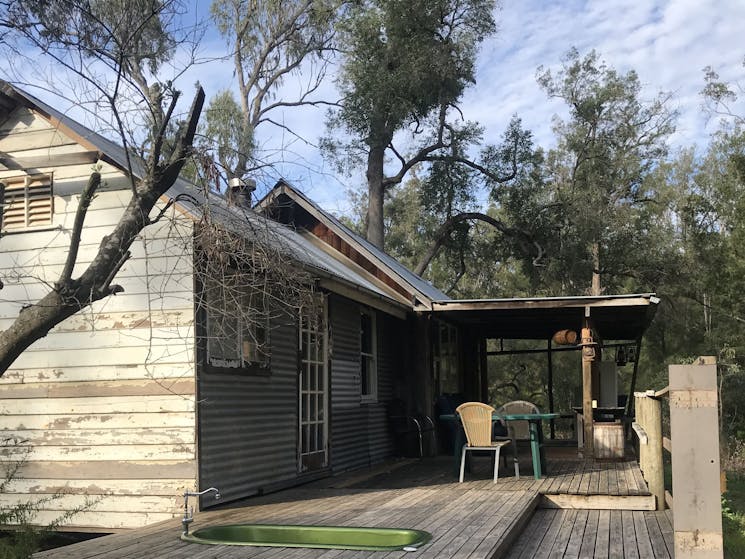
[325,0,497,248]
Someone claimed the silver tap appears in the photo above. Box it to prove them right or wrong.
[182,487,220,535]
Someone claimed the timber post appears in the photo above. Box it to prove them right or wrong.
[670,356,723,558]
[581,310,595,457]
[634,392,665,510]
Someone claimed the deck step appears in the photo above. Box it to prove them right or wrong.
[485,491,542,559]
[540,493,656,510]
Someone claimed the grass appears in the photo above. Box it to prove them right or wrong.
[723,474,745,558]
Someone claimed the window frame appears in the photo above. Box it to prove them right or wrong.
[359,308,378,403]
[202,270,271,374]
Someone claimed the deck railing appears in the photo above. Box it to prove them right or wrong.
[632,356,723,559]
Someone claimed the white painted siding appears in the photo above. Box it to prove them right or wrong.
[0,108,197,531]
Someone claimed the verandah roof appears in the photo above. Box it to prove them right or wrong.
[429,293,659,342]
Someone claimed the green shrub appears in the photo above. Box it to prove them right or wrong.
[0,438,100,559]
[723,474,745,558]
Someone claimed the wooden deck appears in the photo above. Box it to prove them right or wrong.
[506,509,674,559]
[34,450,670,559]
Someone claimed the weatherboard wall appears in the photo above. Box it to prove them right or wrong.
[0,107,196,531]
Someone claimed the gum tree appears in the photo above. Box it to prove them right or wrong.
[325,0,498,249]
[534,48,677,295]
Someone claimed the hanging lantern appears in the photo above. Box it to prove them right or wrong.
[615,346,627,366]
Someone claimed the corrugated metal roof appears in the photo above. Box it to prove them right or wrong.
[200,198,405,304]
[0,81,406,309]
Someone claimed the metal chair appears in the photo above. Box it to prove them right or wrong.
[388,399,436,458]
[495,400,540,478]
[496,400,540,439]
[455,402,510,483]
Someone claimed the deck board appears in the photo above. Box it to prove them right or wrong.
[576,509,599,559]
[621,510,641,559]
[564,509,589,558]
[633,511,656,559]
[609,509,625,557]
[594,509,611,559]
[508,508,674,559]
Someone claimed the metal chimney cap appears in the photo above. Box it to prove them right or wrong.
[228,177,257,191]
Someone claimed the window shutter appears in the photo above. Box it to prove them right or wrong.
[1,174,53,230]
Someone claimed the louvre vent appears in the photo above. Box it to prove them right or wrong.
[1,174,53,230]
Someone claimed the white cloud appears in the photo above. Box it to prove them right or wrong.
[468,0,745,157]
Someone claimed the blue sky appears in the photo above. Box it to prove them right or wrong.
[225,0,745,212]
[471,0,745,153]
[4,0,745,215]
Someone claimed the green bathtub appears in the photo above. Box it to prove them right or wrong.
[181,523,431,551]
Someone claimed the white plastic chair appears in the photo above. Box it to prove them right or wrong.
[455,402,510,483]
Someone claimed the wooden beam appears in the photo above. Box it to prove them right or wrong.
[0,150,101,170]
[654,386,670,398]
[663,436,672,453]
[540,494,656,511]
[479,336,488,404]
[431,295,655,312]
[635,394,665,510]
[632,422,648,445]
[316,278,407,319]
[581,311,595,457]
[547,337,555,439]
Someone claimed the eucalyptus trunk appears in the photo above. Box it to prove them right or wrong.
[365,141,387,250]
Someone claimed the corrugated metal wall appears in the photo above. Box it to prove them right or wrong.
[198,293,405,503]
[369,313,398,462]
[328,296,366,472]
[328,295,399,473]
[197,313,299,506]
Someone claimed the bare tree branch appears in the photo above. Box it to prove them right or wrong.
[414,212,543,276]
[58,171,101,284]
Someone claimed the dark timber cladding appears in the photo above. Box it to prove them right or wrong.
[310,221,413,300]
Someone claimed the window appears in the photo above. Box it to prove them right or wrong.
[1,174,53,231]
[360,309,377,401]
[204,273,270,369]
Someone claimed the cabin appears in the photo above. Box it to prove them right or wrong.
[0,80,660,535]
[0,81,454,532]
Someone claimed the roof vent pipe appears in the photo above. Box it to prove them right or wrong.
[228,177,256,208]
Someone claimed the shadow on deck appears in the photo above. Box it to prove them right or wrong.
[34,449,673,559]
